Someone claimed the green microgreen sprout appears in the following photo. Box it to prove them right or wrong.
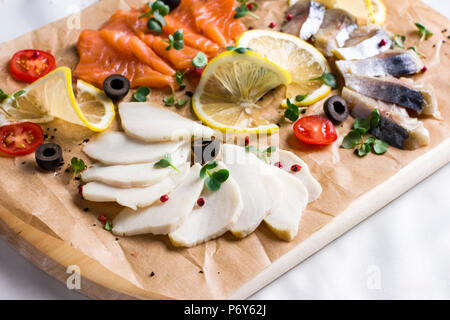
[415,22,434,42]
[245,145,276,162]
[392,34,406,49]
[284,94,309,122]
[166,29,184,51]
[71,157,87,178]
[154,153,180,172]
[199,161,230,191]
[141,1,171,35]
[133,86,151,102]
[192,52,208,69]
[309,72,338,89]
[234,0,259,19]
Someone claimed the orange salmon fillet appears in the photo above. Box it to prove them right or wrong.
[74,1,247,89]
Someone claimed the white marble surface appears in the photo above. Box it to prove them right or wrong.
[0,0,449,300]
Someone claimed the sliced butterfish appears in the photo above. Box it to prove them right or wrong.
[281,0,325,40]
[342,87,430,149]
[112,164,204,236]
[272,150,322,202]
[119,102,215,142]
[400,78,442,120]
[221,144,279,238]
[332,26,392,60]
[82,132,185,165]
[81,145,189,188]
[313,9,358,57]
[82,163,190,210]
[343,74,425,113]
[336,50,424,78]
[264,168,309,241]
[169,162,243,247]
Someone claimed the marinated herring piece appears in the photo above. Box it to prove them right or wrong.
[112,164,204,236]
[400,78,442,120]
[313,8,358,57]
[342,87,430,149]
[343,74,425,113]
[281,0,325,40]
[82,163,190,210]
[222,144,281,238]
[169,162,243,247]
[336,49,424,78]
[332,26,392,60]
[82,132,185,165]
[119,102,214,142]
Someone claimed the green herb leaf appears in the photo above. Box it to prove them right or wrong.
[295,93,309,102]
[211,169,229,183]
[163,95,175,106]
[133,86,151,102]
[226,46,237,51]
[155,153,180,172]
[263,146,276,154]
[392,34,406,49]
[342,130,363,149]
[152,0,170,16]
[176,99,189,107]
[71,157,86,177]
[147,18,162,35]
[13,90,25,100]
[415,22,433,41]
[153,10,166,27]
[205,176,222,191]
[369,108,381,129]
[357,143,371,157]
[408,46,426,58]
[365,136,377,146]
[0,89,10,103]
[372,139,389,155]
[284,99,300,122]
[166,30,184,51]
[353,118,370,134]
[245,146,259,153]
[309,72,337,89]
[104,220,113,232]
[175,71,185,87]
[234,6,249,19]
[200,161,218,179]
[192,52,208,68]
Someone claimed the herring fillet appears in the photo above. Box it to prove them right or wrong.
[221,144,279,238]
[281,0,325,40]
[82,131,184,165]
[343,74,425,113]
[400,78,442,120]
[119,102,214,142]
[82,163,190,210]
[169,162,243,248]
[313,8,358,57]
[332,26,392,60]
[112,164,204,236]
[264,168,309,241]
[342,87,430,150]
[336,50,424,78]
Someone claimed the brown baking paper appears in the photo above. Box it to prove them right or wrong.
[0,0,449,300]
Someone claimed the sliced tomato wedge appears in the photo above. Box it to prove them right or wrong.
[10,50,56,83]
[293,115,338,146]
[0,122,44,156]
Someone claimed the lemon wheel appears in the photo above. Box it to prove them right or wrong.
[192,51,291,133]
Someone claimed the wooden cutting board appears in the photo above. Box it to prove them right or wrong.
[0,0,449,299]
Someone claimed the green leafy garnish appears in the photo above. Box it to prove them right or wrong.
[295,93,309,102]
[175,70,187,90]
[392,34,406,49]
[163,95,175,106]
[104,220,113,232]
[245,145,276,162]
[133,87,151,102]
[154,153,180,172]
[176,99,189,107]
[71,157,86,177]
[200,161,230,191]
[13,90,25,100]
[285,99,300,122]
[226,46,252,54]
[309,72,337,89]
[0,89,9,103]
[234,0,259,19]
[341,109,388,157]
[408,45,426,58]
[166,29,184,51]
[142,1,171,35]
[192,52,208,69]
[415,22,433,42]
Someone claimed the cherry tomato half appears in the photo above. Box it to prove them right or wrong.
[10,50,56,83]
[293,115,337,146]
[0,122,44,156]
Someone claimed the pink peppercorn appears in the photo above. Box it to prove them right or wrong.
[160,194,169,203]
[247,3,254,10]
[197,198,205,207]
[421,66,428,73]
[269,22,276,29]
[291,164,302,172]
[379,39,387,47]
[274,162,283,168]
[287,13,293,21]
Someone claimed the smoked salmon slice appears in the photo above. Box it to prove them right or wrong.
[74,1,246,89]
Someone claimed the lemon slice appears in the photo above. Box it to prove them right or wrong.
[237,30,331,107]
[288,0,386,25]
[7,67,115,132]
[192,51,291,133]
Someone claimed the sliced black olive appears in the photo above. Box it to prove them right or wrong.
[324,95,349,124]
[103,74,130,101]
[192,138,220,164]
[162,0,181,11]
[35,143,63,171]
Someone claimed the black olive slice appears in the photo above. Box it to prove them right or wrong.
[35,143,63,171]
[192,138,220,164]
[324,96,349,124]
[103,74,130,101]
[162,0,181,11]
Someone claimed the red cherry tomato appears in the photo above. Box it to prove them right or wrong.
[0,122,44,156]
[293,115,337,146]
[10,50,56,83]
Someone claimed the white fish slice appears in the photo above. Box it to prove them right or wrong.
[80,143,190,188]
[112,164,204,236]
[169,162,243,248]
[222,144,280,238]
[82,131,184,165]
[264,169,309,241]
[82,163,190,210]
[119,102,215,142]
[273,150,322,203]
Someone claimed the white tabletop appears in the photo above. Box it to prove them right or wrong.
[0,0,449,300]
